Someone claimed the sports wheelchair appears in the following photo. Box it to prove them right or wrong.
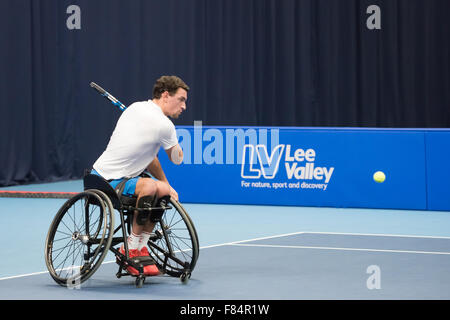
[44,173,199,288]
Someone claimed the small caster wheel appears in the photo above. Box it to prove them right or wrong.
[180,272,191,284]
[135,276,145,288]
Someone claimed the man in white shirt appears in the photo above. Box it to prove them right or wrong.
[92,75,188,276]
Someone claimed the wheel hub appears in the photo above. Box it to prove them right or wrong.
[72,231,89,244]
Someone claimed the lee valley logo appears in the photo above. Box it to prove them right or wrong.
[240,144,334,191]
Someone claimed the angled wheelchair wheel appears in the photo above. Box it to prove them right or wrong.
[148,199,199,278]
[44,190,114,287]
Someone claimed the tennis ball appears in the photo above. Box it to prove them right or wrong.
[373,171,386,183]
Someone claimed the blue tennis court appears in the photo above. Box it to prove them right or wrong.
[1,180,450,300]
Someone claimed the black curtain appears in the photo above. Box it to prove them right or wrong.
[1,0,449,186]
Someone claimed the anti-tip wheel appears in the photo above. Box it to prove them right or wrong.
[180,272,191,284]
[135,276,145,288]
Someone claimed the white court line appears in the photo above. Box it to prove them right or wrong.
[199,231,307,249]
[2,231,450,281]
[230,243,450,255]
[205,231,450,255]
[0,270,49,281]
[303,231,450,240]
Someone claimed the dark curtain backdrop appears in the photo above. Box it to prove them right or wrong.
[1,0,449,186]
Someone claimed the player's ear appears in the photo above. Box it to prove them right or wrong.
[161,91,169,99]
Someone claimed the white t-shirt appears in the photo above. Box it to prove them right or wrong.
[93,100,178,180]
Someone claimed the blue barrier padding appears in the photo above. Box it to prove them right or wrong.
[425,131,450,211]
[158,126,449,211]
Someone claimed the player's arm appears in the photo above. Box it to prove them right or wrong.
[147,156,179,200]
[165,144,183,165]
[147,156,167,181]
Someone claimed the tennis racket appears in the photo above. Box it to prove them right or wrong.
[90,82,127,111]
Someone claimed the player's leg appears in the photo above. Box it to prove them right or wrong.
[139,179,171,247]
[133,177,158,234]
[133,178,165,275]
[134,179,171,231]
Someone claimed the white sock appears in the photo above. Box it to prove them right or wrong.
[127,231,141,250]
[138,231,151,250]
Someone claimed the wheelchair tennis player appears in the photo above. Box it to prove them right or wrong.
[91,75,188,276]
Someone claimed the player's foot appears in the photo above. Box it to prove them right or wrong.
[118,245,140,276]
[140,246,160,276]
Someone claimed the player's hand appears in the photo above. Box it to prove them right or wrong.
[169,185,179,201]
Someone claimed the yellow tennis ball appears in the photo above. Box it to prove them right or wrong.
[373,171,386,183]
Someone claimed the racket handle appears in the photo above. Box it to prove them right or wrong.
[90,81,127,111]
[90,82,107,95]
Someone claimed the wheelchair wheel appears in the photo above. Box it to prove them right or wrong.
[148,199,199,278]
[44,190,114,287]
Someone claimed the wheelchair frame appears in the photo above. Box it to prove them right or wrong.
[44,174,199,288]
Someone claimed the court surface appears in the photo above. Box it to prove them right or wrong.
[1,180,450,300]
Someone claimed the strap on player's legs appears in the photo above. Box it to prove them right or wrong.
[150,195,171,222]
[136,195,155,225]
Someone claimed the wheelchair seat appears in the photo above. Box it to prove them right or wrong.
[120,194,138,207]
[83,174,125,209]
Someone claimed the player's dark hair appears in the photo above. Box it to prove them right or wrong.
[152,75,189,99]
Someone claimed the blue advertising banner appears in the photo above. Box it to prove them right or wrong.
[158,125,448,211]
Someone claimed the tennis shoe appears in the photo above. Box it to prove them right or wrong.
[140,246,160,276]
[118,245,140,276]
